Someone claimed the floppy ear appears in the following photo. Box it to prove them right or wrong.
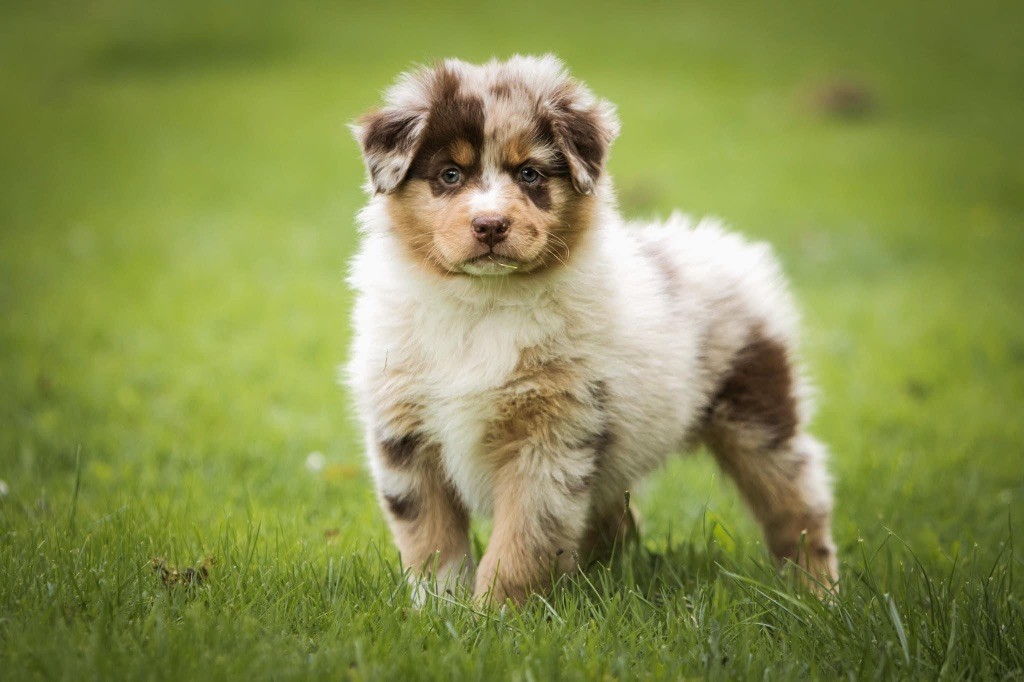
[350,106,427,194]
[548,92,620,195]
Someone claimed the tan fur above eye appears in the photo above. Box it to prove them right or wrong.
[450,139,476,168]
[500,135,533,169]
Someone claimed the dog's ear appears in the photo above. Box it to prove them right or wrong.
[350,106,427,194]
[548,89,620,195]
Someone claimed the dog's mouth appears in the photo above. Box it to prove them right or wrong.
[458,254,524,277]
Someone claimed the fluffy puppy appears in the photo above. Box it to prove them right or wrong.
[347,55,838,605]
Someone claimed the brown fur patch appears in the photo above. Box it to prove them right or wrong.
[518,173,553,211]
[449,138,476,167]
[386,181,452,275]
[486,347,589,458]
[379,433,422,468]
[544,85,615,193]
[703,363,838,589]
[538,184,596,269]
[501,134,533,168]
[407,68,485,181]
[384,492,419,520]
[483,348,607,519]
[712,327,798,450]
[763,509,838,586]
[384,445,472,576]
[360,108,421,157]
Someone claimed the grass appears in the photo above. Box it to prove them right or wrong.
[1,0,1022,678]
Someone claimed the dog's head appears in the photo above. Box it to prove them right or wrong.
[352,55,619,277]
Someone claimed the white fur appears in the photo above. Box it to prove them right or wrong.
[346,183,807,517]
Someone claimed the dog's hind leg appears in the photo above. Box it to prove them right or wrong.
[702,329,839,590]
[578,496,641,564]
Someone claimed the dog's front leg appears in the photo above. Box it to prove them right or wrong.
[369,432,473,600]
[474,436,598,606]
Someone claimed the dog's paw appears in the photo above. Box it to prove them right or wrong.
[407,561,475,609]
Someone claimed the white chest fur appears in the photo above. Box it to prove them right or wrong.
[349,258,577,513]
[413,304,557,514]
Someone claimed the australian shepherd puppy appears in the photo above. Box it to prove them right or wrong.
[347,55,838,605]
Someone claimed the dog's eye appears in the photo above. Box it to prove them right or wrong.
[519,166,539,184]
[440,168,462,185]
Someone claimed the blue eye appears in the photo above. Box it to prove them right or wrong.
[441,168,461,184]
[519,166,539,184]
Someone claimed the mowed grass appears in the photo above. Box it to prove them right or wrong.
[2,0,1023,678]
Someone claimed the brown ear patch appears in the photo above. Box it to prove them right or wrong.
[361,108,422,157]
[712,328,798,450]
[355,107,427,193]
[552,106,605,180]
[545,86,617,194]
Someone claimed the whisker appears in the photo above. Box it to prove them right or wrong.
[541,242,568,268]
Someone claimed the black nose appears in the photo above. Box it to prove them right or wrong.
[471,215,509,247]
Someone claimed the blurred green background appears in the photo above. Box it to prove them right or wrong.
[1,0,1022,678]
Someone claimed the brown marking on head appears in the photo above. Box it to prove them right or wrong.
[406,66,486,200]
[501,133,533,168]
[354,56,619,278]
[450,138,476,167]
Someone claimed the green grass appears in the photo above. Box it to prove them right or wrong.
[2,0,1023,678]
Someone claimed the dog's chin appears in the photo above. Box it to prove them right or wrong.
[457,254,527,277]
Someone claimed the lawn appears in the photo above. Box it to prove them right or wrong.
[1,0,1023,679]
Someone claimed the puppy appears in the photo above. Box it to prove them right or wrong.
[347,55,838,605]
